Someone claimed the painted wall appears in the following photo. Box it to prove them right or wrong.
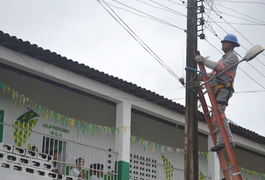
[0,54,264,179]
[0,89,117,171]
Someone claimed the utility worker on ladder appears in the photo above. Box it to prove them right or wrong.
[195,34,240,151]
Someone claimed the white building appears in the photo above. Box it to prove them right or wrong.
[0,31,264,180]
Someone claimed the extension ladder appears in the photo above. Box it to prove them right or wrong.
[197,62,243,180]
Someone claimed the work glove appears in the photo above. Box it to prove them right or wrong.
[195,55,217,70]
[194,55,206,63]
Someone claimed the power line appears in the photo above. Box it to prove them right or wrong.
[171,89,265,95]
[181,0,265,26]
[205,0,214,28]
[167,0,186,6]
[210,4,265,64]
[97,0,181,81]
[214,0,265,6]
[203,38,223,54]
[106,0,186,30]
[100,0,265,90]
[146,0,265,90]
[201,29,265,149]
[135,0,186,17]
[210,2,265,57]
[235,90,265,93]
[214,11,265,25]
[214,2,265,24]
[202,32,265,90]
[237,67,265,89]
[204,2,265,67]
[101,0,265,151]
[148,0,186,16]
[207,21,265,26]
[98,0,209,86]
[165,0,265,87]
[107,0,207,40]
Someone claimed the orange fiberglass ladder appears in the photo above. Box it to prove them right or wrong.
[197,62,243,180]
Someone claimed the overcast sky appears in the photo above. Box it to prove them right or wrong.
[0,0,265,136]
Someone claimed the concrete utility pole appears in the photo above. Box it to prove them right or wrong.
[184,0,198,179]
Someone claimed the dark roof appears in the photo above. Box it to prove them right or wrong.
[0,30,264,145]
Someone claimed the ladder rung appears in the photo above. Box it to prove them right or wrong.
[207,109,212,115]
[224,165,235,172]
[199,90,208,97]
[202,90,208,95]
[198,63,243,180]
[232,172,241,176]
[212,128,219,134]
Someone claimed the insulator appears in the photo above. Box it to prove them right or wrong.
[199,18,205,25]
[198,5,205,13]
[200,33,205,40]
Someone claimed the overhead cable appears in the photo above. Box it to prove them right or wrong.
[97,0,181,81]
[205,3,265,68]
[134,0,186,17]
[214,2,265,24]
[107,0,186,30]
[214,0,265,6]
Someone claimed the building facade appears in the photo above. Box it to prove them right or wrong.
[0,31,264,180]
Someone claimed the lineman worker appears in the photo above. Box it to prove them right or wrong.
[195,34,240,151]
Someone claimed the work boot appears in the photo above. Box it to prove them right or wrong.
[210,142,235,152]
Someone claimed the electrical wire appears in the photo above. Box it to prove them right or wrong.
[209,15,265,71]
[204,2,265,70]
[202,33,265,89]
[234,89,265,93]
[111,0,265,147]
[237,67,265,89]
[167,0,186,6]
[207,21,265,26]
[214,0,265,6]
[101,0,265,90]
[211,3,265,25]
[200,17,265,150]
[180,0,265,25]
[147,0,186,16]
[105,0,186,30]
[108,0,214,39]
[103,2,170,25]
[204,38,223,54]
[181,41,186,79]
[205,0,214,29]
[97,0,181,81]
[115,0,264,148]
[215,11,265,25]
[202,7,265,147]
[180,0,265,26]
[214,2,265,24]
[205,22,219,37]
[134,0,186,17]
[201,34,265,149]
[210,4,265,64]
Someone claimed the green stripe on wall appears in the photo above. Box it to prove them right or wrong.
[115,160,129,180]
[0,110,4,143]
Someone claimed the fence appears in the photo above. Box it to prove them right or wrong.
[0,116,214,180]
[0,117,119,180]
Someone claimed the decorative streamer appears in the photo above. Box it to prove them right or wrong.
[0,81,130,136]
[1,81,264,179]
